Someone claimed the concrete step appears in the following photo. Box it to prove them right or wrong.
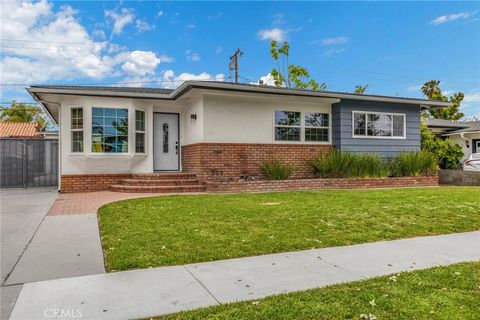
[130,173,196,180]
[109,184,206,193]
[119,178,201,186]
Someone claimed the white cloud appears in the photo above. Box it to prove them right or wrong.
[185,24,196,29]
[157,10,164,17]
[121,51,162,76]
[215,46,223,54]
[431,10,478,25]
[320,36,348,45]
[105,8,134,36]
[162,70,225,88]
[0,1,172,88]
[92,29,106,40]
[462,89,480,117]
[323,48,345,56]
[406,84,422,92]
[136,19,155,33]
[250,73,276,86]
[257,28,287,42]
[185,50,201,62]
[464,90,480,104]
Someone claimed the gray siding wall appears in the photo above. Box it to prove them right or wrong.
[332,99,421,158]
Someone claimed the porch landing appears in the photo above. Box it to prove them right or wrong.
[109,173,206,193]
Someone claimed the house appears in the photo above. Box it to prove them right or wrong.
[27,81,450,192]
[0,122,40,138]
[426,118,480,161]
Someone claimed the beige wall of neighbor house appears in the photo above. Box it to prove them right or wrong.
[203,92,337,144]
[449,133,480,161]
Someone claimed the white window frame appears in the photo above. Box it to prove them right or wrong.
[71,107,84,153]
[352,110,406,139]
[91,106,129,154]
[274,111,302,142]
[273,110,331,144]
[135,109,146,154]
[304,112,330,143]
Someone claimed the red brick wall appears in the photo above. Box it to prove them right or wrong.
[181,143,332,181]
[206,176,439,193]
[61,174,132,193]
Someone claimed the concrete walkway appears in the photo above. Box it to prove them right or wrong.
[9,231,479,320]
[0,188,58,320]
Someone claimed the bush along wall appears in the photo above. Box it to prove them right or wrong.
[309,150,438,179]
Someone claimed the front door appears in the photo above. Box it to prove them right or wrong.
[154,113,179,171]
[474,139,480,154]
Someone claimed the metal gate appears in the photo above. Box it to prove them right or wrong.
[0,138,59,188]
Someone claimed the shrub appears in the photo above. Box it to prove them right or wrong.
[389,151,438,177]
[309,150,389,178]
[259,157,294,180]
[421,121,463,169]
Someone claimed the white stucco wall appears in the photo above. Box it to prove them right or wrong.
[57,95,193,174]
[448,133,480,161]
[55,90,337,175]
[203,92,337,144]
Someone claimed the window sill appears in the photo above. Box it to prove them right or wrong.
[352,135,406,140]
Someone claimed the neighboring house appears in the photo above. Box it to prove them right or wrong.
[426,118,480,161]
[27,81,450,192]
[0,122,40,138]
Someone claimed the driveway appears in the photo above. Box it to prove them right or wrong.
[1,188,58,320]
[1,188,106,319]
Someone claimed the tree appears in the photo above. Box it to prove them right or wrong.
[421,80,464,120]
[354,84,368,95]
[0,101,48,131]
[420,121,463,169]
[270,41,326,91]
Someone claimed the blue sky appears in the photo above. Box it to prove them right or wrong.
[1,1,479,117]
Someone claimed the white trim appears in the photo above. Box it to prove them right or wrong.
[351,110,406,140]
[134,109,146,154]
[70,106,84,154]
[273,110,331,144]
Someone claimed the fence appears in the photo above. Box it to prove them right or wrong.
[0,138,59,188]
[439,169,480,186]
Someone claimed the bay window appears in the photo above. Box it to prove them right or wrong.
[353,111,405,138]
[71,107,83,152]
[92,107,128,153]
[135,110,145,153]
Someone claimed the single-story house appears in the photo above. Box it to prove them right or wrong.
[426,118,480,161]
[27,81,450,192]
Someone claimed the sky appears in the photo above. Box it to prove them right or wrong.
[1,0,479,118]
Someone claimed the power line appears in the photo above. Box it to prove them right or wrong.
[0,38,96,46]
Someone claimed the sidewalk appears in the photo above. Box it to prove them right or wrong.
[9,231,480,320]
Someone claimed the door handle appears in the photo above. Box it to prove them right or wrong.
[175,141,179,154]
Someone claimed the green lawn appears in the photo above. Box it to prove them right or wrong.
[98,187,480,271]
[158,262,480,320]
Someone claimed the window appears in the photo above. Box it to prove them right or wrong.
[274,111,301,141]
[353,111,405,138]
[92,107,128,153]
[305,112,329,142]
[135,110,145,153]
[71,107,83,152]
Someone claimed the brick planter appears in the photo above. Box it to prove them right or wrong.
[182,143,331,181]
[205,176,440,193]
[61,174,132,193]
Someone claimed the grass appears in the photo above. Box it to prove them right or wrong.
[98,187,480,271]
[158,262,480,320]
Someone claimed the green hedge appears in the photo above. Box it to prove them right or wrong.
[309,150,438,178]
[259,157,294,180]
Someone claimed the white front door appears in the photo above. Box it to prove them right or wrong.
[154,113,180,171]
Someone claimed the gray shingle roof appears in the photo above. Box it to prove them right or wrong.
[30,85,174,95]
